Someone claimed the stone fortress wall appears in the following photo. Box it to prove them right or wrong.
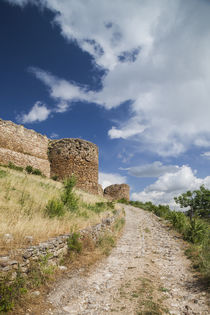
[0,119,50,177]
[48,139,99,194]
[0,118,129,199]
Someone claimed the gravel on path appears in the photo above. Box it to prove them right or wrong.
[45,205,209,315]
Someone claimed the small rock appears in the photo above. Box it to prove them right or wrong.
[58,265,67,271]
[24,236,33,244]
[31,291,40,297]
[23,250,33,259]
[3,234,13,242]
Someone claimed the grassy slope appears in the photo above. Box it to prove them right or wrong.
[0,166,112,254]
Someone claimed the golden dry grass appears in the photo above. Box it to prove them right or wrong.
[0,166,111,254]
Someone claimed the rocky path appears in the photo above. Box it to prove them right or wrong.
[45,205,209,315]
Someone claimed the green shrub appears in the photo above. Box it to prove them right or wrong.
[114,217,125,231]
[61,176,79,212]
[32,168,42,176]
[0,270,26,312]
[45,199,65,218]
[153,205,171,219]
[0,169,8,178]
[184,219,207,244]
[67,232,82,253]
[52,175,58,181]
[25,165,33,174]
[87,202,112,214]
[96,234,115,255]
[200,231,210,279]
[107,201,114,209]
[168,211,188,233]
[118,198,129,204]
[26,166,42,176]
[8,162,23,172]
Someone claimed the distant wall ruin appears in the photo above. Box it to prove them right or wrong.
[104,184,130,201]
[0,119,50,177]
[48,139,99,194]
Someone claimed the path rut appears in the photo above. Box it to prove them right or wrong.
[45,205,209,315]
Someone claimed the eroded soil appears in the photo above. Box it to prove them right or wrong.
[45,205,209,315]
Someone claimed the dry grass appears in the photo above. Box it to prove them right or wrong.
[0,166,111,254]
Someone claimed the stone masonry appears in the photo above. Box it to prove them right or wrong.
[0,210,123,279]
[48,139,99,194]
[0,118,131,197]
[0,119,50,177]
[104,184,130,201]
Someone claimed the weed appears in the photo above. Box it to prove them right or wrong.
[184,219,207,244]
[25,165,33,174]
[0,169,8,178]
[8,162,23,172]
[67,232,82,253]
[26,165,42,176]
[45,199,65,218]
[61,176,79,212]
[0,269,26,312]
[114,217,125,231]
[159,287,169,292]
[97,233,115,256]
[32,168,42,176]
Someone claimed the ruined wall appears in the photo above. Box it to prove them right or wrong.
[104,184,130,201]
[48,138,99,194]
[0,210,124,278]
[0,119,50,177]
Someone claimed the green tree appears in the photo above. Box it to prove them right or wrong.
[174,185,210,219]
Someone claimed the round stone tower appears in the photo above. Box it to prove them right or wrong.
[104,184,130,201]
[48,138,99,194]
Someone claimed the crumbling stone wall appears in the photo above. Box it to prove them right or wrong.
[48,139,99,194]
[104,184,130,201]
[0,119,50,177]
[0,210,123,277]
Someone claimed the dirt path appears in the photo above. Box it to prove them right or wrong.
[45,205,209,315]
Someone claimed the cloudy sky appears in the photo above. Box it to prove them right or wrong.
[1,0,210,208]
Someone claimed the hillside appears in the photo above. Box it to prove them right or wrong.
[0,164,115,256]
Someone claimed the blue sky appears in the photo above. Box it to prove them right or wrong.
[1,0,210,208]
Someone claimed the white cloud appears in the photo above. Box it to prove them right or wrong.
[50,132,59,139]
[99,172,126,189]
[132,165,210,209]
[201,151,210,159]
[19,101,51,123]
[9,0,210,155]
[122,161,179,178]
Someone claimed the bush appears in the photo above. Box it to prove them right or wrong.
[184,219,207,244]
[67,232,82,253]
[52,175,58,181]
[107,201,114,209]
[8,162,23,172]
[118,198,129,204]
[168,211,188,233]
[0,169,8,178]
[200,231,210,279]
[45,199,65,218]
[0,270,26,312]
[32,168,42,176]
[61,176,78,212]
[26,166,42,176]
[153,205,171,219]
[25,165,33,174]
